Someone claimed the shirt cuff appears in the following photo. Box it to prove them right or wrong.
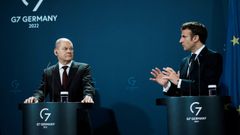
[177,79,182,88]
[163,81,171,92]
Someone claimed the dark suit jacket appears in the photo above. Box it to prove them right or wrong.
[33,61,95,102]
[165,47,223,96]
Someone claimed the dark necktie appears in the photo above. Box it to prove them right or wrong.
[62,66,68,90]
[187,54,197,77]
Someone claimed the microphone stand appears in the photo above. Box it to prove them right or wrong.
[52,68,55,102]
[188,57,193,96]
[43,61,51,102]
[196,57,201,96]
[43,71,47,102]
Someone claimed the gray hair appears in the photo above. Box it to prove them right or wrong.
[55,38,73,48]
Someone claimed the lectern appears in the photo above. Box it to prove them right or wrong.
[157,96,225,135]
[19,102,90,135]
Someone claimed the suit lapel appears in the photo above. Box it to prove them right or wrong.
[180,57,190,78]
[188,61,195,76]
[67,62,79,88]
[53,64,62,90]
[188,47,208,76]
[197,46,208,63]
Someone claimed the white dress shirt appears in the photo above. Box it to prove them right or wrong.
[58,61,72,84]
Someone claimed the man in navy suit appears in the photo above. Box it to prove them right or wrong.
[150,21,222,96]
[24,37,95,103]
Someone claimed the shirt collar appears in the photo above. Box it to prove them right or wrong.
[192,45,205,58]
[58,61,73,70]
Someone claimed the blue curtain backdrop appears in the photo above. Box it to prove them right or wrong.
[221,0,240,109]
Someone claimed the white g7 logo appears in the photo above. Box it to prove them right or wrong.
[190,102,202,116]
[22,0,44,12]
[40,108,51,122]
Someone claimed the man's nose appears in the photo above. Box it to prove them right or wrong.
[179,38,182,43]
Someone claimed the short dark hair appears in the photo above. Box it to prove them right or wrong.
[181,21,208,44]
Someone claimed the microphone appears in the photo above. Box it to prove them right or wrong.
[188,54,196,96]
[51,71,54,102]
[189,74,192,96]
[43,72,47,102]
[43,61,51,102]
[188,57,192,96]
[196,57,201,96]
[187,53,199,96]
[50,65,58,102]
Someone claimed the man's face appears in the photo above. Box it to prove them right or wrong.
[54,41,74,64]
[179,29,195,52]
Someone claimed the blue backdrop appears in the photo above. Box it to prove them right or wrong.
[0,0,227,135]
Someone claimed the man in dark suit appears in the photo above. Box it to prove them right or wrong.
[150,21,223,96]
[24,37,95,103]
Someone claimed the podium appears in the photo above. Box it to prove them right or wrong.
[19,102,91,135]
[157,96,225,135]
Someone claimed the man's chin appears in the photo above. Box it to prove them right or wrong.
[182,47,190,51]
[66,57,73,60]
[64,59,73,63]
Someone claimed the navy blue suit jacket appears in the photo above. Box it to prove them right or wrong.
[165,47,223,96]
[34,61,95,102]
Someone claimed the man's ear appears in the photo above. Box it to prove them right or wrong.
[54,50,58,56]
[193,35,199,42]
